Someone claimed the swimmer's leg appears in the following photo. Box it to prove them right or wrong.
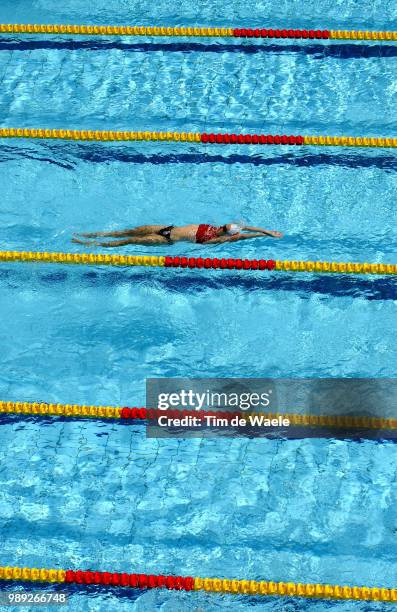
[72,235,168,247]
[76,225,164,238]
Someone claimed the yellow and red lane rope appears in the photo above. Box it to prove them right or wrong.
[1,401,396,431]
[0,127,396,147]
[0,566,396,602]
[0,23,396,41]
[0,250,396,276]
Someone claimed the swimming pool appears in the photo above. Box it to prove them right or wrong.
[0,0,396,609]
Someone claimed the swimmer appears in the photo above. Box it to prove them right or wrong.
[72,224,283,247]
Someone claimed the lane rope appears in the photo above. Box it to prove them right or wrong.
[0,128,396,147]
[0,401,397,430]
[0,566,395,601]
[0,251,396,276]
[1,401,395,430]
[0,24,396,41]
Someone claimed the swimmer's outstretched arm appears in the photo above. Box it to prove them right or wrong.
[243,226,283,237]
[207,232,275,244]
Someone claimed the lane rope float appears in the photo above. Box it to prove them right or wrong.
[1,401,396,431]
[0,566,395,602]
[0,128,396,147]
[0,24,396,41]
[0,251,396,276]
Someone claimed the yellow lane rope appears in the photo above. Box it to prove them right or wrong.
[0,251,396,276]
[0,250,166,267]
[1,401,396,430]
[0,24,396,41]
[0,566,396,601]
[0,401,122,419]
[0,128,396,147]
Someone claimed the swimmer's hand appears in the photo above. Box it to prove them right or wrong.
[264,230,283,238]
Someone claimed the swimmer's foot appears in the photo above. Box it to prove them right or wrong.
[72,237,95,246]
[73,231,102,238]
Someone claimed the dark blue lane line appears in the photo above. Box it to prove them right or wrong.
[0,148,74,169]
[0,582,142,604]
[0,38,396,58]
[1,145,396,172]
[154,273,397,301]
[68,149,397,172]
[0,580,395,606]
[0,267,395,300]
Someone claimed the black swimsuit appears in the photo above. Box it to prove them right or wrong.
[157,225,174,242]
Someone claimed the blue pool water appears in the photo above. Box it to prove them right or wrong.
[0,1,396,610]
